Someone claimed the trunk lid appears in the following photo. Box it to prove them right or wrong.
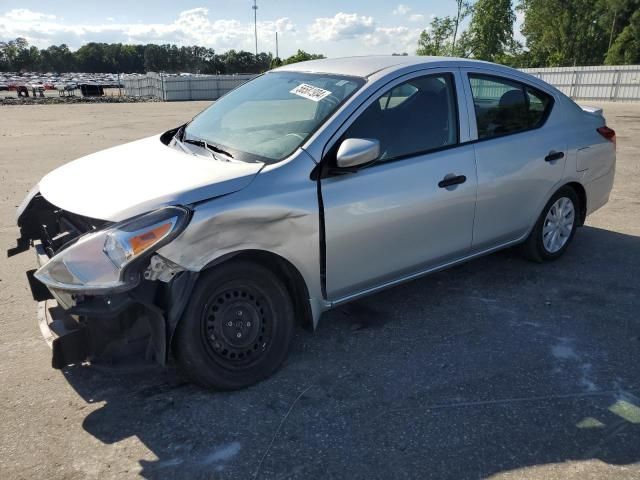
[581,105,604,117]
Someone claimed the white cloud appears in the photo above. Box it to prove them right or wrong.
[308,12,375,41]
[393,5,411,16]
[0,7,297,53]
[364,26,421,53]
[392,5,425,24]
[306,11,418,53]
[0,7,424,57]
[4,9,56,22]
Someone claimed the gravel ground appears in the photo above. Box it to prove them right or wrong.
[0,101,639,480]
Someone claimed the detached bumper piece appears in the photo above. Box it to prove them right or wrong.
[38,299,89,369]
[26,269,54,302]
[29,251,176,370]
[38,296,165,370]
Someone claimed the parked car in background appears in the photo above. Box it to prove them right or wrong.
[12,56,616,390]
[1,71,123,90]
[30,84,45,97]
[79,83,104,97]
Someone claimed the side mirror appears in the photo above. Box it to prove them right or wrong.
[336,138,380,169]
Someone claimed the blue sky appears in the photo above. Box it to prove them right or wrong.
[0,1,523,57]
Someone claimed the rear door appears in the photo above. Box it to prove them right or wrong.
[461,70,567,251]
[320,69,478,300]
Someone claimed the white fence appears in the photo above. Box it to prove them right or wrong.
[123,72,257,101]
[521,65,640,101]
[122,73,164,98]
[124,66,640,102]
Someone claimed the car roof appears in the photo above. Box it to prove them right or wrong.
[273,55,509,78]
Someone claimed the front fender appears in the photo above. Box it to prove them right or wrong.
[157,150,327,326]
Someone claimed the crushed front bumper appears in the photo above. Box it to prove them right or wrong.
[30,279,166,370]
[29,241,163,369]
[32,241,87,368]
[38,299,89,369]
[27,245,199,370]
[15,193,198,370]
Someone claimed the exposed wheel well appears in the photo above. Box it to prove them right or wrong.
[205,250,314,331]
[564,182,587,225]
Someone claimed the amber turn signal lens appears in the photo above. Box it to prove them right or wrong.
[129,222,172,255]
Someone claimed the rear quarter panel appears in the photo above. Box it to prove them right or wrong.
[563,105,616,215]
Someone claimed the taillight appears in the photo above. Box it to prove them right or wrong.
[597,126,616,149]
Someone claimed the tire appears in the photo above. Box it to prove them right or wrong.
[173,260,294,390]
[520,186,580,263]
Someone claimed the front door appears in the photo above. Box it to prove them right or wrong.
[320,71,478,300]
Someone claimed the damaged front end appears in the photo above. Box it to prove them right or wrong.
[11,193,197,369]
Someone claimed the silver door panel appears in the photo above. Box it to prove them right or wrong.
[471,132,567,250]
[322,145,477,299]
[460,67,568,251]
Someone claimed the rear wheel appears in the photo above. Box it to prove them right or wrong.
[173,261,294,390]
[521,186,580,262]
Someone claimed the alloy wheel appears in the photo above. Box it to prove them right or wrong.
[542,196,575,253]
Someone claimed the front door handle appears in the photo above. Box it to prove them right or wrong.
[545,151,565,162]
[438,174,467,188]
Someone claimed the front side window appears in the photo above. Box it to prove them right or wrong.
[343,73,458,162]
[469,74,553,139]
[184,72,364,163]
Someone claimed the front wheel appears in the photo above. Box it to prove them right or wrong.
[173,261,295,390]
[521,186,580,263]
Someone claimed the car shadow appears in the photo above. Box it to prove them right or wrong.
[63,225,640,479]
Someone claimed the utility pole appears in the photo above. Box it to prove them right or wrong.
[252,0,258,57]
[275,31,279,59]
[608,9,617,52]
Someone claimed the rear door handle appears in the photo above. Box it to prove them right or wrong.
[438,175,467,188]
[545,151,565,162]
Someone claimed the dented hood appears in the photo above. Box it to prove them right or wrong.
[38,135,263,222]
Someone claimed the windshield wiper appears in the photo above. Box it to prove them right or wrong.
[170,125,194,154]
[183,138,234,159]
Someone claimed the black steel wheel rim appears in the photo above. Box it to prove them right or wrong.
[201,283,273,369]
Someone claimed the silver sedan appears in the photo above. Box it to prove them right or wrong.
[13,56,616,389]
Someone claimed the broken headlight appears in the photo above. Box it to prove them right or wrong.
[35,206,190,293]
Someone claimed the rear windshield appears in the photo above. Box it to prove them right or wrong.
[184,72,365,163]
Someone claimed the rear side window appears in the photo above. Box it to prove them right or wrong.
[469,74,553,140]
[526,87,553,128]
[344,73,458,162]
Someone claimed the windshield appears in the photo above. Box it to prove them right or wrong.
[183,71,365,163]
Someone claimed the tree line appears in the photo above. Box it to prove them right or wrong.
[417,0,640,66]
[0,40,324,74]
